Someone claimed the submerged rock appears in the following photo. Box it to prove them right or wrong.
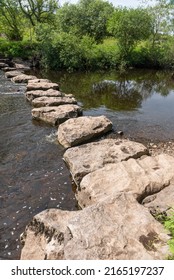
[11,74,37,83]
[27,81,59,91]
[63,139,148,186]
[78,154,174,208]
[32,96,77,108]
[57,116,113,148]
[20,193,169,260]
[32,105,82,125]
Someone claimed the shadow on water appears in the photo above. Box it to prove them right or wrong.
[1,68,174,259]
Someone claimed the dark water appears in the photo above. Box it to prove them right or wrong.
[38,68,174,141]
[0,71,77,260]
[1,68,174,260]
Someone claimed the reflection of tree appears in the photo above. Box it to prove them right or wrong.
[40,69,174,111]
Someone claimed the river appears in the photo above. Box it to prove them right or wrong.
[0,68,174,259]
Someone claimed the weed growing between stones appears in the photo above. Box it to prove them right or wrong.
[164,211,174,260]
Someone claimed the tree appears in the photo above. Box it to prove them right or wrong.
[0,0,23,40]
[107,8,153,59]
[18,0,59,26]
[57,0,114,42]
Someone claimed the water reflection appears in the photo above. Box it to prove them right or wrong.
[37,69,174,111]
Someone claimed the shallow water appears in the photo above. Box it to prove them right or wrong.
[0,71,77,259]
[1,68,174,260]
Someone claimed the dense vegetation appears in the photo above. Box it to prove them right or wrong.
[0,0,174,71]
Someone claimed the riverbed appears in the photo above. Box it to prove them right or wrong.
[0,68,174,259]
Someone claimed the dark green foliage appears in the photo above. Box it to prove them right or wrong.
[0,38,38,59]
[108,8,153,60]
[57,0,114,42]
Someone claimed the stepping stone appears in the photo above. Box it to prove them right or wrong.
[27,78,51,84]
[27,81,59,91]
[26,89,72,102]
[2,67,17,72]
[32,105,82,125]
[63,139,149,186]
[32,96,77,108]
[78,154,174,208]
[15,63,30,71]
[57,116,113,148]
[20,193,170,260]
[0,62,8,68]
[5,70,23,78]
[11,74,37,83]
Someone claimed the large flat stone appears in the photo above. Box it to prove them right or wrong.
[32,105,82,125]
[0,62,8,68]
[5,70,23,78]
[143,184,174,216]
[57,116,113,148]
[11,74,37,83]
[63,139,148,186]
[32,96,77,108]
[78,154,174,208]
[20,193,170,260]
[27,81,59,91]
[26,89,73,102]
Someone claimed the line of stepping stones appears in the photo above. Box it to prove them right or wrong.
[1,59,174,259]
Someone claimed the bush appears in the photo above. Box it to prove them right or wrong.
[0,38,38,60]
[38,33,119,71]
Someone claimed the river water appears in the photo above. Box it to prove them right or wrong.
[0,68,174,259]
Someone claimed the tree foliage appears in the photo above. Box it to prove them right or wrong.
[108,8,153,59]
[0,0,23,40]
[17,0,59,26]
[57,0,114,42]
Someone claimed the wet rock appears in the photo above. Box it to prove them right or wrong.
[27,81,59,91]
[5,70,24,78]
[26,89,66,102]
[58,116,113,148]
[63,139,149,186]
[78,154,174,208]
[32,105,82,125]
[32,96,77,108]
[11,74,37,83]
[20,193,169,260]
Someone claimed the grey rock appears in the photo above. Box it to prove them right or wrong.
[11,74,37,83]
[57,116,113,148]
[78,154,174,208]
[32,96,77,108]
[15,63,30,71]
[20,193,170,260]
[26,89,70,102]
[2,67,16,72]
[5,70,23,78]
[0,62,8,68]
[63,139,149,186]
[32,105,82,125]
[143,183,174,216]
[27,82,59,91]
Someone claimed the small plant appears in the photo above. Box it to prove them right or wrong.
[164,211,174,259]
